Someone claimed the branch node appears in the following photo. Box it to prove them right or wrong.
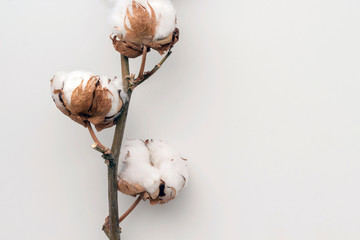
[103,217,121,239]
[91,143,116,165]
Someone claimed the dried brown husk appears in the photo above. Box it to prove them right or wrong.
[53,89,71,117]
[124,1,157,44]
[117,177,146,196]
[117,178,177,205]
[53,76,123,131]
[111,26,179,58]
[147,28,179,55]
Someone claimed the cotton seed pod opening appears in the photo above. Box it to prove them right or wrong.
[117,139,189,205]
[50,71,128,131]
[109,0,179,58]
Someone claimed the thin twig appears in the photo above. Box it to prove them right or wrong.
[138,47,148,79]
[131,50,172,89]
[86,121,109,153]
[91,143,114,165]
[119,197,142,224]
[143,50,172,79]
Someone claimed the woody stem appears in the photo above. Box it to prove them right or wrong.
[118,197,142,224]
[105,55,132,240]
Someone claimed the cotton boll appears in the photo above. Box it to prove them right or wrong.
[117,139,189,205]
[109,0,179,58]
[50,71,127,131]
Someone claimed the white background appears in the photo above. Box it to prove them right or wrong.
[1,0,360,239]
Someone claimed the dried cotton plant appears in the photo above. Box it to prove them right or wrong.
[50,1,188,240]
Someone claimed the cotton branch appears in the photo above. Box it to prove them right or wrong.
[93,52,172,240]
[49,2,180,240]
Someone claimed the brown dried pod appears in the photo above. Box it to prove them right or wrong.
[111,28,179,58]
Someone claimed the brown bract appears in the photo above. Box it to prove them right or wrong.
[53,76,123,131]
[112,28,179,58]
[111,1,179,58]
[117,178,177,205]
[125,1,157,44]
